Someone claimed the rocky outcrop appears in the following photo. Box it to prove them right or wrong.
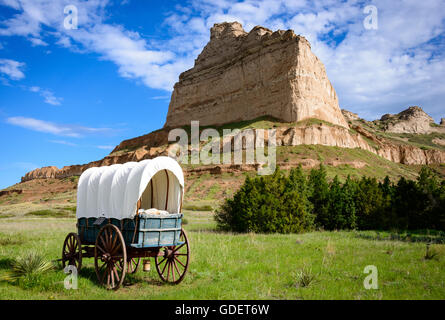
[21,121,445,182]
[375,106,443,134]
[0,189,22,197]
[22,166,58,181]
[341,109,360,122]
[165,22,348,129]
[276,124,372,151]
[352,125,445,165]
[440,118,445,126]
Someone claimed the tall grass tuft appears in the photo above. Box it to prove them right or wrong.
[424,244,440,261]
[1,252,54,285]
[295,264,316,288]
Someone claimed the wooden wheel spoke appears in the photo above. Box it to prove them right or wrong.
[110,266,115,288]
[166,261,171,281]
[99,235,107,249]
[174,243,186,252]
[113,266,120,282]
[161,258,169,275]
[174,256,186,268]
[106,229,112,248]
[107,268,111,287]
[172,260,179,281]
[99,262,107,273]
[96,244,106,254]
[157,257,166,266]
[111,242,122,255]
[111,232,118,252]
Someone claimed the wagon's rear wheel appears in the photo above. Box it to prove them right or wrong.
[94,224,127,290]
[118,257,140,274]
[62,233,82,271]
[155,228,190,284]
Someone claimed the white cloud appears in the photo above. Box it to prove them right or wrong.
[26,86,62,105]
[29,37,48,46]
[97,145,114,150]
[0,58,25,80]
[0,0,186,91]
[151,95,170,100]
[6,116,112,137]
[49,139,77,146]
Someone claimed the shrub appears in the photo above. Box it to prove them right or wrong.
[215,167,315,233]
[216,164,445,233]
[1,253,53,287]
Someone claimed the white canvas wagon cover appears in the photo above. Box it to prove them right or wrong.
[76,157,184,219]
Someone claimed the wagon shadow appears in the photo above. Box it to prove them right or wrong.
[77,266,165,287]
[78,266,98,282]
[124,274,164,287]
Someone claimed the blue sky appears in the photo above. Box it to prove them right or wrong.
[0,0,444,189]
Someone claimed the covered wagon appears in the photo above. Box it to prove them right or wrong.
[61,156,190,290]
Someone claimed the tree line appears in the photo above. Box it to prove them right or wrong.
[215,166,445,233]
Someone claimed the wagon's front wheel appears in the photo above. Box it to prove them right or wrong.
[155,228,190,284]
[62,233,82,271]
[94,224,127,290]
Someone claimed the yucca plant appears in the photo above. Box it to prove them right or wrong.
[1,252,53,284]
[295,264,316,288]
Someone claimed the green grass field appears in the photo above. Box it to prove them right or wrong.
[0,211,444,300]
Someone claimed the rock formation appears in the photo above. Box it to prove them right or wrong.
[341,109,360,122]
[375,106,441,134]
[22,166,59,181]
[165,22,348,129]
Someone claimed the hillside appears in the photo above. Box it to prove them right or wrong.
[2,116,444,218]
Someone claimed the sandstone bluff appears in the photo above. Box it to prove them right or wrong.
[20,22,445,183]
[165,22,348,129]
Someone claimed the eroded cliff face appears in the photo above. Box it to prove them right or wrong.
[21,122,445,182]
[165,22,348,129]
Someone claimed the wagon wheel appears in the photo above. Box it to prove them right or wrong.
[94,224,127,290]
[118,257,140,274]
[62,233,82,271]
[155,228,190,284]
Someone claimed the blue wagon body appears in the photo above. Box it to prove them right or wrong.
[77,214,183,248]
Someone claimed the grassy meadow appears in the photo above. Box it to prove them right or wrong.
[0,209,444,300]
